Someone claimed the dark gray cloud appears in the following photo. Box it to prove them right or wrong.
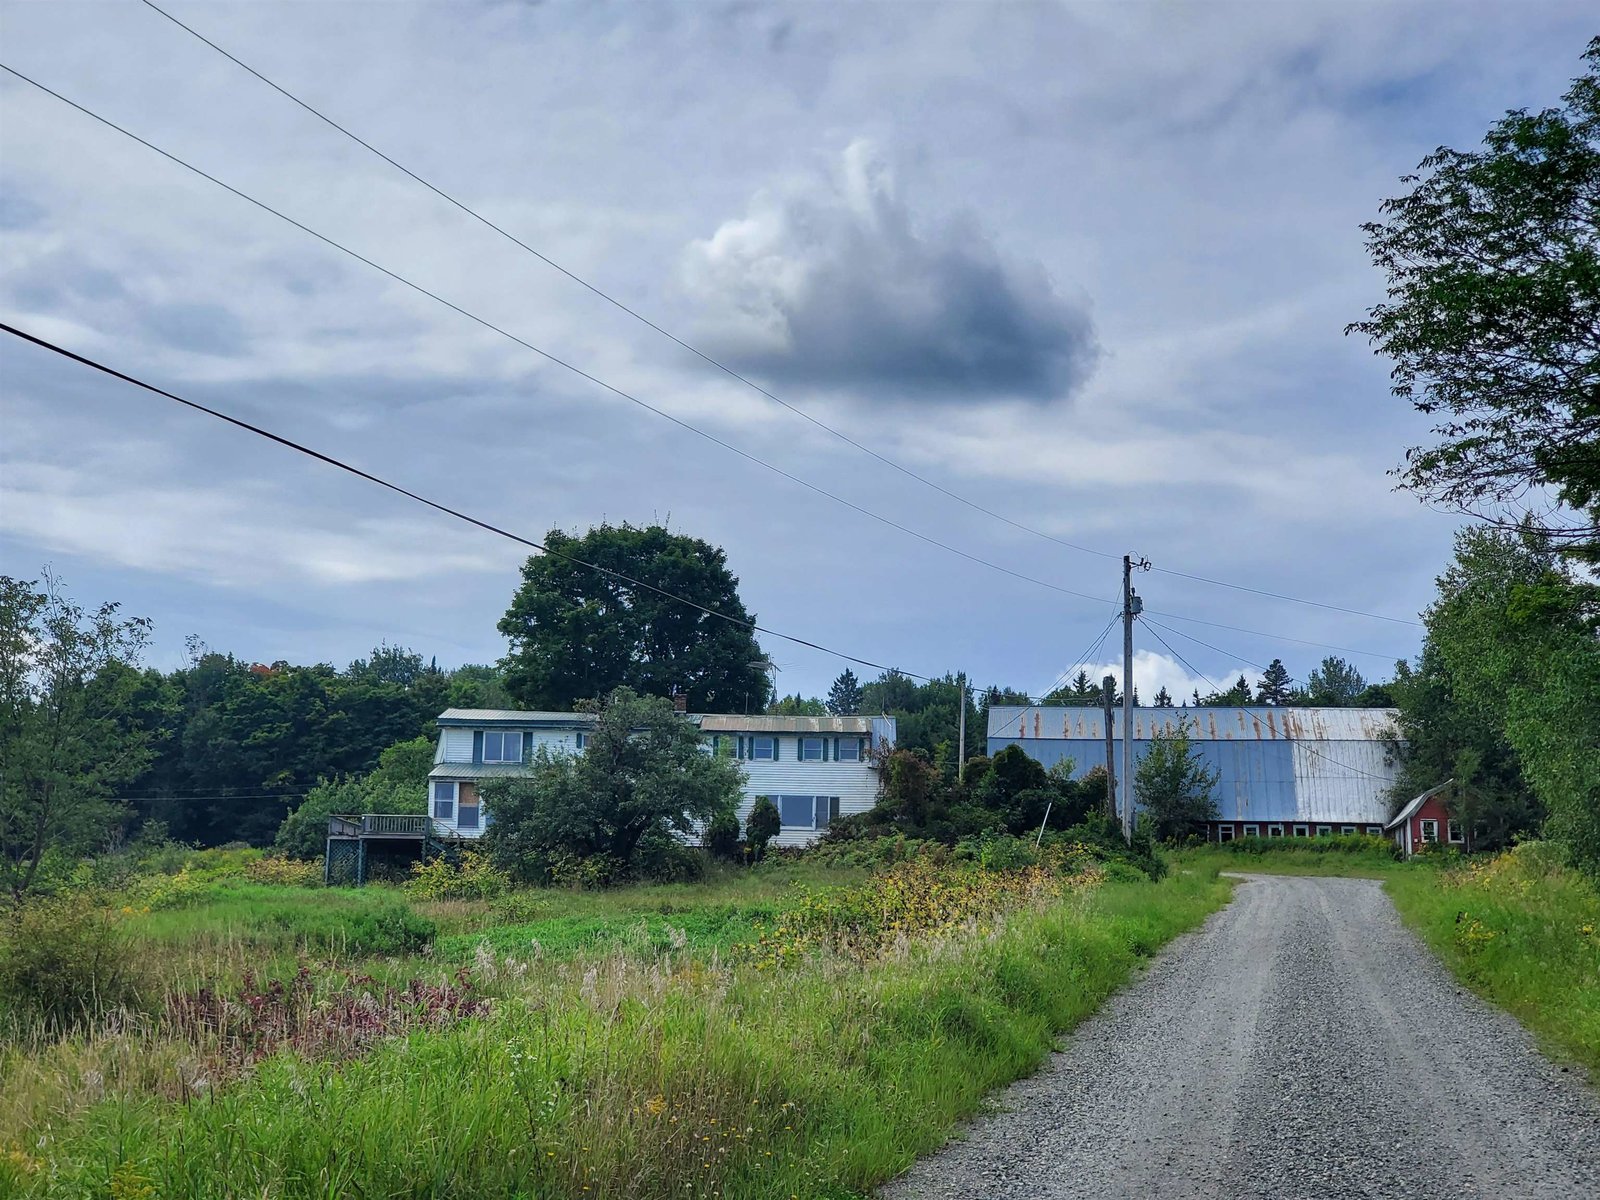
[683,141,1098,402]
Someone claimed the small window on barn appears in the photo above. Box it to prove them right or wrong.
[1217,824,1235,842]
[1243,823,1260,838]
[483,730,523,763]
[431,780,456,820]
[1293,824,1310,838]
[1447,819,1464,844]
[1267,823,1285,838]
[1365,825,1382,836]
[1340,825,1357,835]
[1420,818,1439,843]
[576,732,587,751]
[1316,825,1332,837]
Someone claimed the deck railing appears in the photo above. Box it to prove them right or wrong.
[328,814,457,839]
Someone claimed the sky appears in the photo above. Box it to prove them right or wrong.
[1,0,1593,705]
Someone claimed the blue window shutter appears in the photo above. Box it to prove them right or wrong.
[830,796,840,822]
[472,730,483,764]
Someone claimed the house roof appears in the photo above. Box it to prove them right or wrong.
[436,708,597,727]
[695,714,876,734]
[1384,781,1452,831]
[429,763,539,781]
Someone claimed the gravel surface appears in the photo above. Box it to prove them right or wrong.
[880,873,1600,1199]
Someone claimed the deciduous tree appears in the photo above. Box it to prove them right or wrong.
[1134,718,1220,841]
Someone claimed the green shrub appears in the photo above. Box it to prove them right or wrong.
[344,903,437,956]
[244,856,323,887]
[704,812,743,861]
[746,798,781,861]
[635,830,707,884]
[0,896,146,1029]
[406,849,510,900]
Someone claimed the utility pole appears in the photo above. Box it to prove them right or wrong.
[956,672,967,782]
[1102,674,1117,819]
[1121,554,1149,841]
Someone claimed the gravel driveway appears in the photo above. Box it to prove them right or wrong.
[881,873,1600,1199]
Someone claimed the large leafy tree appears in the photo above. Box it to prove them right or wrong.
[1350,40,1600,559]
[272,735,435,860]
[0,575,154,898]
[1305,656,1368,707]
[479,688,743,878]
[1133,719,1220,842]
[1412,527,1599,873]
[499,523,770,713]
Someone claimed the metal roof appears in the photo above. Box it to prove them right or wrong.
[988,706,1399,742]
[429,763,539,781]
[1386,781,1452,830]
[437,709,597,727]
[697,714,876,734]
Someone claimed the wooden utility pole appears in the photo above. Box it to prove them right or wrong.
[957,672,967,782]
[1102,674,1117,819]
[1121,555,1149,841]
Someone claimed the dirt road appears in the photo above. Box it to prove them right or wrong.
[882,874,1600,1199]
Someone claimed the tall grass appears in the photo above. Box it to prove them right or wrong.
[1385,841,1600,1077]
[0,865,1231,1199]
[1177,834,1402,877]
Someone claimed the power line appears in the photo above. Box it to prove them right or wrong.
[133,0,1421,632]
[1137,619,1397,783]
[0,62,1111,612]
[0,321,933,682]
[1140,607,1406,664]
[987,609,1121,743]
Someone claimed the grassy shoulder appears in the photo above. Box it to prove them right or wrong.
[1383,843,1600,1079]
[1174,834,1404,878]
[0,853,1232,1199]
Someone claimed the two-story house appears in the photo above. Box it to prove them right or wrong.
[423,707,896,846]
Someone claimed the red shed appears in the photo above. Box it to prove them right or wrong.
[1385,781,1464,856]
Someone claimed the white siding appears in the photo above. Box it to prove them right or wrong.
[527,729,584,756]
[735,736,880,848]
[441,729,474,763]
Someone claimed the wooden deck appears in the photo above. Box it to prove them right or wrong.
[324,813,462,885]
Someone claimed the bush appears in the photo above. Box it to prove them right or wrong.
[406,849,511,901]
[705,811,743,861]
[245,856,324,887]
[954,832,1040,872]
[343,903,437,956]
[0,896,146,1029]
[634,831,707,884]
[746,798,781,860]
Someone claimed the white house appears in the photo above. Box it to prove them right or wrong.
[424,707,896,847]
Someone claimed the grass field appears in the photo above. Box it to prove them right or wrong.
[0,852,1233,1199]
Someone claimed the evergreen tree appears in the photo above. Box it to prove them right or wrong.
[1153,686,1174,708]
[826,668,864,716]
[1306,657,1367,706]
[1255,659,1293,705]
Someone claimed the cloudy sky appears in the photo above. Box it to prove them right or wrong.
[1,0,1592,703]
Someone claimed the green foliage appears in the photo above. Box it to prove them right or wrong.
[480,688,742,883]
[1194,674,1253,707]
[0,896,145,1030]
[1388,843,1600,1076]
[1255,659,1293,705]
[826,668,863,716]
[0,573,155,898]
[1402,527,1600,874]
[1304,656,1367,707]
[405,849,511,901]
[745,797,781,860]
[1350,39,1600,559]
[766,693,826,716]
[1133,719,1220,842]
[341,903,437,956]
[704,811,743,862]
[498,522,770,712]
[273,735,433,859]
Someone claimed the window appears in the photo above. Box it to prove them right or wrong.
[1341,825,1357,835]
[834,738,862,762]
[1447,819,1464,844]
[1293,824,1310,838]
[776,795,840,829]
[1267,823,1285,838]
[457,800,480,830]
[800,737,825,762]
[1316,825,1332,837]
[1243,824,1260,838]
[1420,818,1439,843]
[483,730,523,763]
[431,780,456,820]
[1366,825,1382,836]
[1217,824,1235,842]
[576,732,586,751]
[778,795,813,827]
[749,736,776,761]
